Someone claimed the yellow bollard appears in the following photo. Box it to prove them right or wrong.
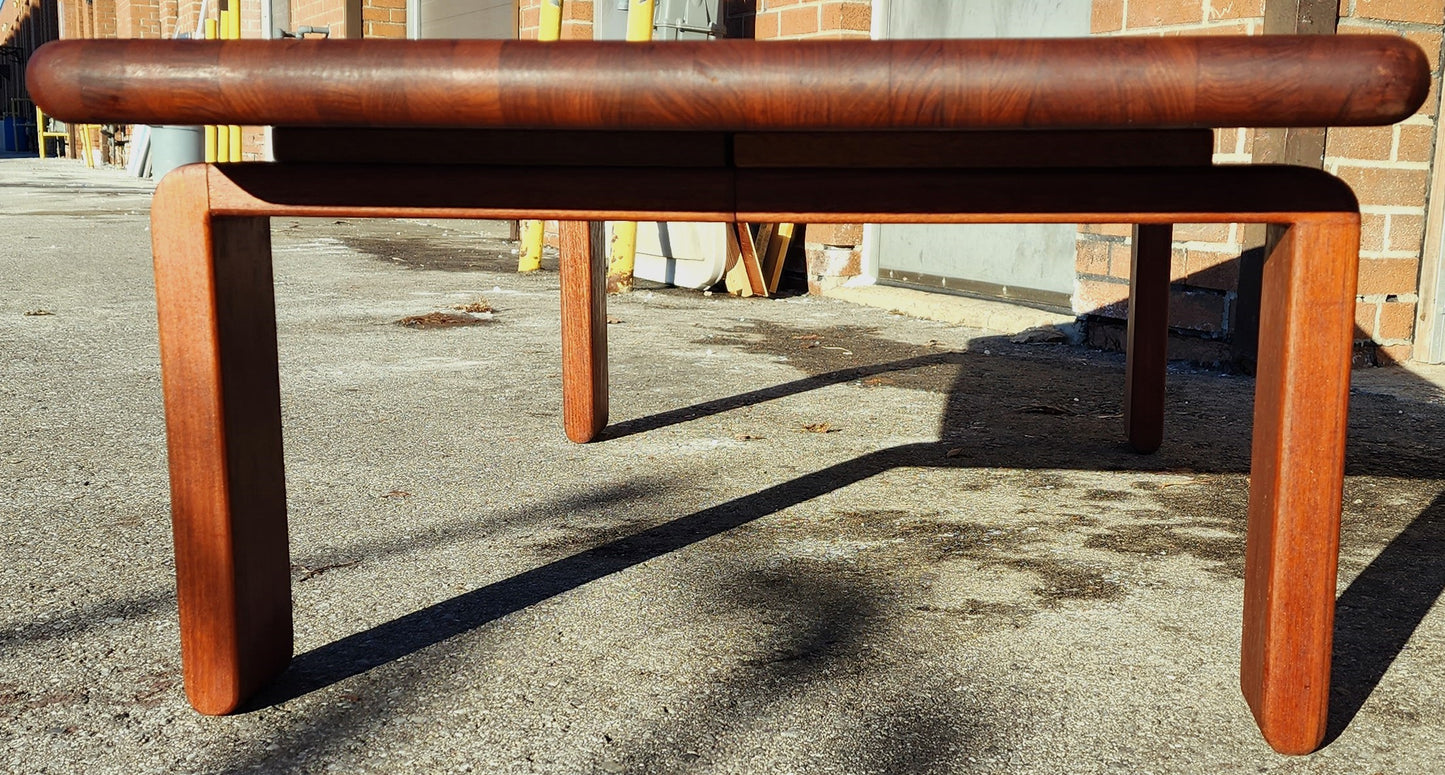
[625,0,655,41]
[604,0,656,293]
[204,18,218,162]
[35,107,46,159]
[227,6,242,160]
[518,219,547,272]
[517,0,565,272]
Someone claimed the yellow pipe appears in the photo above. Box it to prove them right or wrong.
[215,10,230,162]
[625,0,655,41]
[605,0,656,293]
[517,0,566,272]
[538,0,562,42]
[35,107,45,159]
[227,6,242,160]
[204,18,218,162]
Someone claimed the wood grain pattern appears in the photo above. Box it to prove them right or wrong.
[27,36,1429,131]
[559,221,609,443]
[151,165,293,715]
[272,128,731,167]
[1125,224,1173,454]
[1241,216,1359,754]
[725,222,769,297]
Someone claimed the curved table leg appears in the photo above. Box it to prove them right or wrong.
[152,164,293,715]
[1125,223,1172,453]
[560,220,609,443]
[1241,216,1358,754]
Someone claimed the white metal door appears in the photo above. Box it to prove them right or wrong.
[410,0,515,39]
[873,0,1091,309]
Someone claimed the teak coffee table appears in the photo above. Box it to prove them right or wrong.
[28,35,1429,753]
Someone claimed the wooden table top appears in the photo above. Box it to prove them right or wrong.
[28,36,1428,132]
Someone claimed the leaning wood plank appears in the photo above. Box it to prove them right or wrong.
[753,223,777,272]
[27,37,1428,131]
[1124,224,1172,453]
[151,165,293,715]
[559,221,609,442]
[724,222,768,297]
[1240,215,1359,754]
[761,222,795,293]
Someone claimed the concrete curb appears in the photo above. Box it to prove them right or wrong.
[822,283,1077,335]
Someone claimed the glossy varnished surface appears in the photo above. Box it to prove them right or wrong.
[27,36,1429,130]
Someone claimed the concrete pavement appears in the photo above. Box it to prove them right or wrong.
[3,155,1444,774]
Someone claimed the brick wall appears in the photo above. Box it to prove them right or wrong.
[519,0,593,40]
[362,0,407,38]
[1333,0,1444,363]
[115,0,160,38]
[753,0,870,40]
[1083,0,1444,366]
[1080,1,1265,363]
[293,0,350,37]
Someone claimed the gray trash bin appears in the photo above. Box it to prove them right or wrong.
[148,125,205,178]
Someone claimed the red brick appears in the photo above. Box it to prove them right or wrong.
[1215,128,1238,154]
[1355,0,1445,25]
[1207,0,1264,19]
[1396,124,1436,163]
[754,11,780,39]
[1094,0,1124,32]
[1109,242,1135,280]
[1355,301,1378,336]
[1326,126,1395,162]
[778,6,818,36]
[1390,213,1427,254]
[1357,258,1421,296]
[1334,165,1430,208]
[1377,301,1418,341]
[564,0,592,22]
[807,223,863,246]
[1127,0,1203,27]
[820,1,869,33]
[1361,213,1388,253]
[1076,238,1113,277]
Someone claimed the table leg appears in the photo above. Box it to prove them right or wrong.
[1125,223,1171,453]
[152,165,293,715]
[560,220,609,442]
[1240,216,1358,754]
